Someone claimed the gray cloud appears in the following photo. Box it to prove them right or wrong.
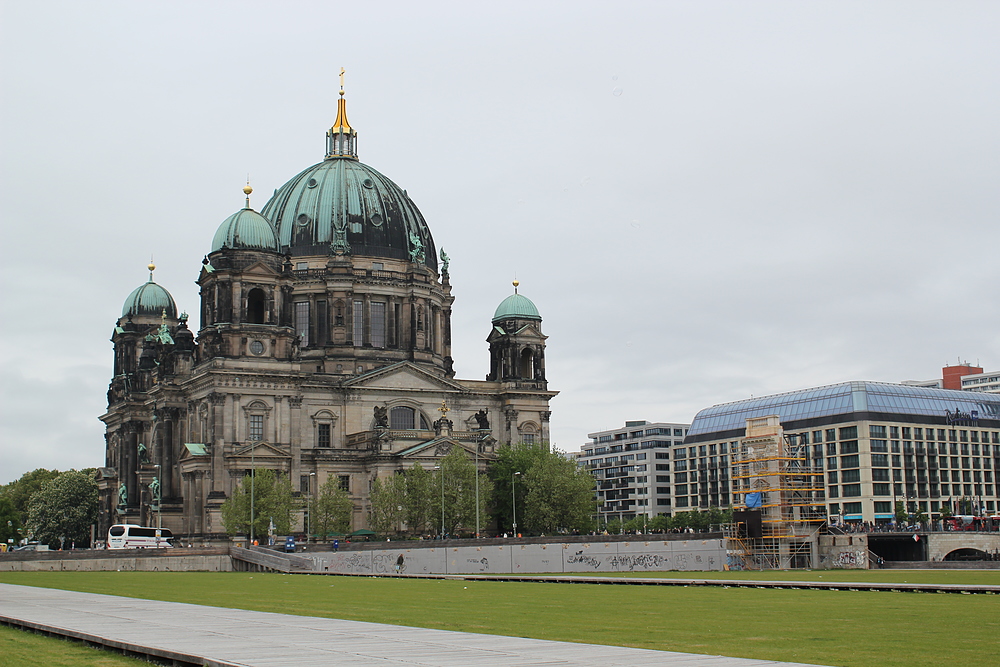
[2,1,997,481]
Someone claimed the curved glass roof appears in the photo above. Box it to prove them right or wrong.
[688,381,1000,437]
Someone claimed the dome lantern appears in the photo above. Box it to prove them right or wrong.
[326,67,357,160]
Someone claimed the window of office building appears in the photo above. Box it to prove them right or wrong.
[840,426,858,440]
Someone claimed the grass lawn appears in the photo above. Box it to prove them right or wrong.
[572,568,1000,585]
[0,624,151,666]
[2,570,998,667]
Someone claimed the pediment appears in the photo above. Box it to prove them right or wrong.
[231,442,290,460]
[396,437,480,459]
[487,322,545,343]
[344,362,464,391]
[241,261,280,278]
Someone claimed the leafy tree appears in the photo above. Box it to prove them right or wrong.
[648,514,670,532]
[26,470,98,548]
[521,450,596,534]
[399,464,434,536]
[369,474,405,536]
[430,446,492,536]
[894,500,908,524]
[310,476,354,539]
[2,468,61,526]
[220,468,295,540]
[489,443,596,535]
[0,496,24,546]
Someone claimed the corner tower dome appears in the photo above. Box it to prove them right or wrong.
[210,185,279,252]
[122,263,177,319]
[260,85,437,271]
[493,281,541,323]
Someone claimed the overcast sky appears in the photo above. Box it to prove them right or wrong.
[2,2,998,484]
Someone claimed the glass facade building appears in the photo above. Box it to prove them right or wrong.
[685,382,1000,522]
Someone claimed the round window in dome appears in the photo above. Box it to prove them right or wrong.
[370,213,383,227]
[249,340,265,356]
[297,213,311,227]
[307,178,318,188]
[362,178,374,189]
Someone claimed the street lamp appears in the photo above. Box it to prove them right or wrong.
[153,464,162,529]
[512,471,522,537]
[250,445,256,546]
[434,465,444,539]
[308,472,316,543]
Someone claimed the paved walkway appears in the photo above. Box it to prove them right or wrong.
[0,583,825,666]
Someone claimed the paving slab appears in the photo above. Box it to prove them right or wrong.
[0,583,826,666]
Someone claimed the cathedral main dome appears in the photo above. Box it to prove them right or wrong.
[260,91,437,271]
[261,159,437,270]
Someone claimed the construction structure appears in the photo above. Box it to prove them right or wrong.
[726,415,825,569]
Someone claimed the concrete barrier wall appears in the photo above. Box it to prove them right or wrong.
[0,555,233,572]
[817,535,871,569]
[309,539,726,575]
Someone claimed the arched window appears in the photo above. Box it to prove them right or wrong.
[247,288,266,324]
[390,406,415,430]
[519,348,534,379]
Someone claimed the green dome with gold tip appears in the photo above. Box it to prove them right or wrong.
[260,91,437,271]
[122,263,177,319]
[492,281,541,323]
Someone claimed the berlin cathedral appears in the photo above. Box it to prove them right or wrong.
[98,84,557,542]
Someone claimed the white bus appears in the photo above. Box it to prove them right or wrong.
[107,524,173,549]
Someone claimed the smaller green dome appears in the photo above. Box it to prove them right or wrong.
[493,293,541,323]
[122,280,177,319]
[211,207,279,252]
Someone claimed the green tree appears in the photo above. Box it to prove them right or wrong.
[430,446,492,536]
[522,450,596,534]
[400,464,434,536]
[311,476,354,539]
[26,470,98,548]
[0,496,24,547]
[489,443,596,535]
[894,500,908,524]
[648,513,670,532]
[369,474,405,536]
[2,468,61,526]
[220,468,295,540]
[489,443,551,534]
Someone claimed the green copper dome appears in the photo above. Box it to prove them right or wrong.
[261,158,437,271]
[122,279,177,319]
[211,207,279,253]
[493,292,541,323]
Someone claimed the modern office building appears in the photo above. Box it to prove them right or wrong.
[961,370,1000,395]
[685,382,1000,523]
[579,421,691,523]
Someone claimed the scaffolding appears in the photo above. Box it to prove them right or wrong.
[725,415,825,569]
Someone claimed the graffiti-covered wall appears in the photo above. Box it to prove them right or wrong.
[307,539,726,575]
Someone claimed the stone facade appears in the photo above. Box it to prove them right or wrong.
[98,98,557,542]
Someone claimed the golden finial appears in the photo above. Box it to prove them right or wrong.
[243,177,253,207]
[512,279,519,294]
[438,400,450,417]
[339,67,346,96]
[148,259,156,280]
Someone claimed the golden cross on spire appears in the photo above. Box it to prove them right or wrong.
[339,67,346,96]
[438,400,450,418]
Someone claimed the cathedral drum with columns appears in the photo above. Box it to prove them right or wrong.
[98,85,557,542]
